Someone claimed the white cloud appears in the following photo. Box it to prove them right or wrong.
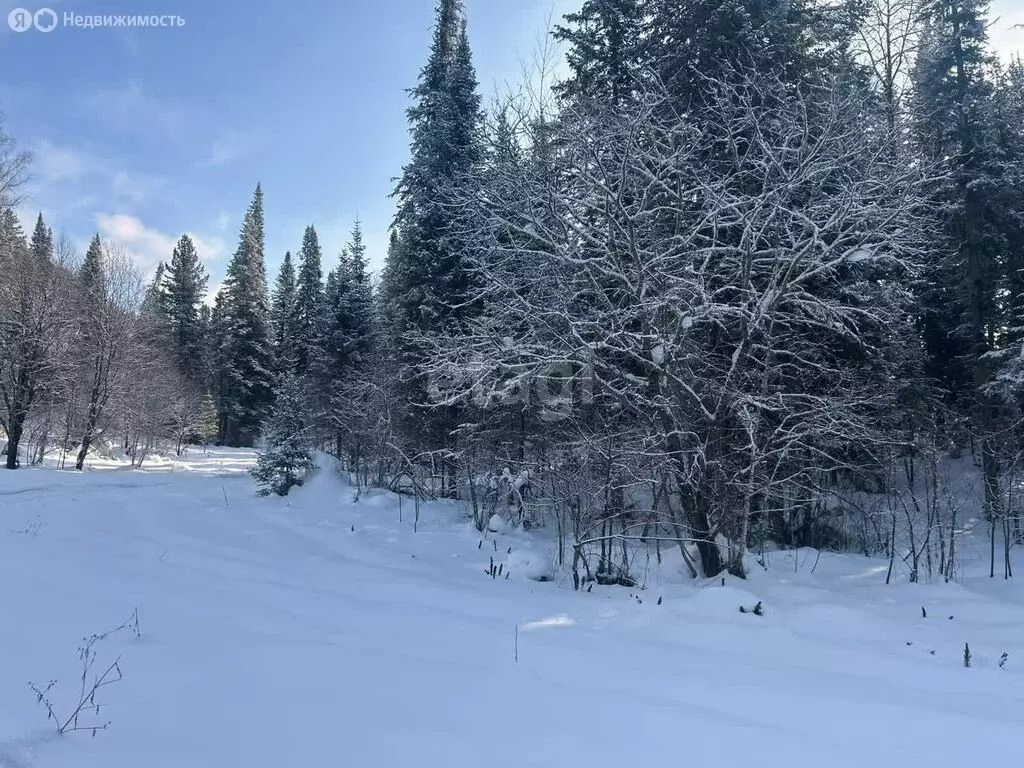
[83,81,190,140]
[111,171,165,203]
[27,140,169,213]
[95,213,226,276]
[33,140,98,185]
[196,132,259,169]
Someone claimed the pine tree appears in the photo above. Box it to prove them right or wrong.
[164,234,209,381]
[385,0,483,453]
[270,251,298,373]
[217,184,274,447]
[250,372,313,496]
[294,225,323,374]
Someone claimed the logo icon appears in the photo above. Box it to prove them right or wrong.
[33,8,57,31]
[7,7,33,31]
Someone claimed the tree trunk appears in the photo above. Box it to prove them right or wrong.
[4,411,25,469]
[75,433,92,471]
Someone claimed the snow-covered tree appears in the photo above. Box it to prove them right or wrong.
[912,0,1006,525]
[164,234,209,383]
[72,240,147,470]
[216,184,274,447]
[251,372,313,496]
[315,221,378,469]
[270,251,298,374]
[427,69,933,578]
[383,0,483,457]
[294,225,323,375]
[0,212,77,468]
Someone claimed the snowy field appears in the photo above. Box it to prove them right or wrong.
[2,449,1023,767]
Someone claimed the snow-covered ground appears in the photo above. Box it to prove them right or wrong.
[2,449,1023,767]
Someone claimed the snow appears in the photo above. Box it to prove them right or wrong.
[505,546,554,582]
[2,448,1024,767]
[845,247,875,263]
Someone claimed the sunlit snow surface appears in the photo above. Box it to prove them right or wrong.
[2,448,1023,767]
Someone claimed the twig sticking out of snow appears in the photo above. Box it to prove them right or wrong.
[7,515,43,536]
[28,608,140,736]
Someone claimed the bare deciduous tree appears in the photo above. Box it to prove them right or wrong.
[857,0,927,128]
[0,115,30,208]
[424,69,933,579]
[73,242,146,470]
[0,229,78,469]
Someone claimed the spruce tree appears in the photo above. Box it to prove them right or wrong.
[217,184,274,447]
[141,262,173,344]
[912,0,1004,522]
[142,262,167,313]
[294,225,323,375]
[340,221,373,364]
[554,0,645,105]
[0,209,24,276]
[198,392,219,447]
[209,290,229,442]
[556,0,864,109]
[29,213,52,263]
[270,251,298,373]
[992,57,1024,355]
[250,371,313,496]
[79,234,106,305]
[311,222,377,462]
[385,0,483,455]
[164,234,209,381]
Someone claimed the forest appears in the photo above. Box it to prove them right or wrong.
[2,0,1023,586]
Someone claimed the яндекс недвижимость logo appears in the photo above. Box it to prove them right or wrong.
[8,8,185,32]
[8,8,57,32]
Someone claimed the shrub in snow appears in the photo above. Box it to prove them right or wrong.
[963,643,972,668]
[250,374,313,497]
[507,548,554,582]
[739,601,764,616]
[30,609,140,737]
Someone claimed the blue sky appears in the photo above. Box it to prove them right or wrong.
[0,0,1020,297]
[0,0,580,293]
